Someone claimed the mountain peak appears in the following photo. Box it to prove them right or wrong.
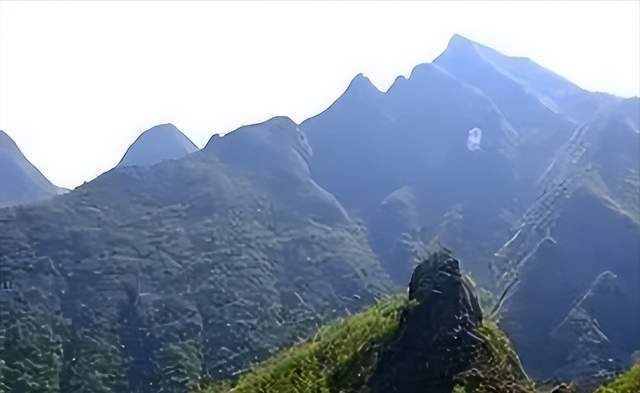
[117,123,198,168]
[0,130,60,207]
[0,130,19,151]
[447,33,477,48]
[342,73,383,100]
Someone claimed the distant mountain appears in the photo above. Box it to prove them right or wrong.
[0,117,390,393]
[435,34,619,125]
[496,99,640,384]
[117,123,198,167]
[0,130,63,208]
[301,34,626,288]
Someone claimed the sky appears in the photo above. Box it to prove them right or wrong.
[1,1,639,189]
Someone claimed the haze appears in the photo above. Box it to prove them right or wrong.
[1,0,638,189]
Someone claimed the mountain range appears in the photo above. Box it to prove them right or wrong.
[0,34,637,393]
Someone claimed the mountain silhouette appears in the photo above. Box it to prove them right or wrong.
[0,130,64,208]
[117,123,198,168]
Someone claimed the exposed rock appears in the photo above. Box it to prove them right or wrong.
[369,249,483,393]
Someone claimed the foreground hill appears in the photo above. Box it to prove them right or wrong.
[0,117,390,393]
[201,251,639,393]
[201,251,536,393]
[0,130,63,208]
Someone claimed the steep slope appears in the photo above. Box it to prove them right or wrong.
[496,99,640,383]
[0,130,63,208]
[300,35,620,286]
[117,123,198,167]
[0,117,390,393]
[303,56,525,285]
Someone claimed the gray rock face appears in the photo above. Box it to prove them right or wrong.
[0,130,62,208]
[117,123,198,168]
[370,250,483,393]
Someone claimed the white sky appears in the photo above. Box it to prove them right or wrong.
[1,1,639,189]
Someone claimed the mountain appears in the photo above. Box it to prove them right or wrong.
[496,99,640,383]
[301,35,585,285]
[117,123,198,167]
[1,34,638,392]
[0,130,63,208]
[0,117,390,393]
[435,34,619,126]
[300,34,636,384]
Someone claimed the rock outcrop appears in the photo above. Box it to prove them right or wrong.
[369,249,483,393]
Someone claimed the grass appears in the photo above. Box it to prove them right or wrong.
[198,295,411,393]
[453,320,535,393]
[198,288,538,393]
[594,362,640,393]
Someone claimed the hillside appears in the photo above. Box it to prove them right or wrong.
[300,34,614,286]
[200,251,638,393]
[200,251,536,393]
[0,117,390,393]
[495,99,640,384]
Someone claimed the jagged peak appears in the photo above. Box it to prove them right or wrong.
[347,73,380,92]
[335,73,384,103]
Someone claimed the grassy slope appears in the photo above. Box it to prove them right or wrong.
[595,363,640,393]
[199,295,536,393]
[199,295,410,393]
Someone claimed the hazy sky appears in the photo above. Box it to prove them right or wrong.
[1,1,639,189]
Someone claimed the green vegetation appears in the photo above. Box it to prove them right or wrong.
[199,291,541,393]
[0,143,389,392]
[453,320,534,393]
[595,362,640,393]
[199,295,410,393]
